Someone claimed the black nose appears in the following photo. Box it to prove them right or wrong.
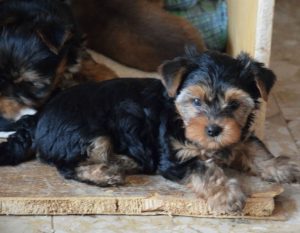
[206,124,223,137]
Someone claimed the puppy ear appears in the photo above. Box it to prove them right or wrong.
[237,53,276,101]
[158,57,192,97]
[253,65,276,101]
[36,23,73,55]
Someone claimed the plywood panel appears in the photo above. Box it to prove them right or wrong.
[0,161,284,219]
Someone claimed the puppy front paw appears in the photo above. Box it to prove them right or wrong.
[260,156,300,183]
[188,161,246,214]
[207,178,246,214]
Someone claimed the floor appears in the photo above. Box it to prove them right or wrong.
[1,0,300,232]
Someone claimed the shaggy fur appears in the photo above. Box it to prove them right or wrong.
[0,0,116,131]
[1,51,299,214]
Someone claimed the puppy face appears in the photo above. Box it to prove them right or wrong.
[0,0,79,122]
[0,34,57,107]
[175,82,255,150]
[159,51,276,150]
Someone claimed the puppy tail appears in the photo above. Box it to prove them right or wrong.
[0,115,37,166]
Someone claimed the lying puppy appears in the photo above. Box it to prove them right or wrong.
[1,51,299,214]
[0,0,116,132]
[70,0,206,71]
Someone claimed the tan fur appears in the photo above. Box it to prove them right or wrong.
[229,140,300,183]
[224,88,255,127]
[224,88,251,103]
[57,52,117,89]
[185,160,246,214]
[85,136,139,171]
[0,97,25,120]
[171,138,205,162]
[175,101,198,124]
[178,85,209,102]
[75,136,140,186]
[217,118,241,146]
[163,67,186,97]
[175,85,210,123]
[76,154,139,186]
[175,85,255,150]
[86,136,112,164]
[255,78,268,101]
[185,117,241,150]
[226,144,253,173]
[185,117,210,146]
[112,155,141,175]
[14,70,50,86]
[76,52,118,82]
[259,156,300,183]
[75,163,124,186]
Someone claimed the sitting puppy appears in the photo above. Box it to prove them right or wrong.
[1,51,299,214]
[0,0,116,131]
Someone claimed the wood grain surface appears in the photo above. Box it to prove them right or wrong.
[0,161,284,219]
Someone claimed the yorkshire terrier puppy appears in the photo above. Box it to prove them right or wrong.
[1,51,299,214]
[0,0,117,131]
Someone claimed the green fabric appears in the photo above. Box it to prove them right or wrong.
[165,0,228,51]
[164,0,197,10]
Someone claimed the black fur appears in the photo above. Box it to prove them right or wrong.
[0,115,36,165]
[0,51,276,182]
[35,79,167,173]
[0,0,83,130]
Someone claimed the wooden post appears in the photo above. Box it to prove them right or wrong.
[227,0,275,139]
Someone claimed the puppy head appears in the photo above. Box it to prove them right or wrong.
[0,31,67,120]
[0,1,79,121]
[159,51,276,150]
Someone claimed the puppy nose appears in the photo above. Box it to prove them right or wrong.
[206,124,223,137]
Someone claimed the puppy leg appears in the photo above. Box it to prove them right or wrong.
[75,52,118,82]
[86,136,140,174]
[231,136,300,183]
[71,136,139,186]
[113,101,159,173]
[186,160,246,214]
[75,155,140,186]
[75,163,124,186]
[159,158,246,214]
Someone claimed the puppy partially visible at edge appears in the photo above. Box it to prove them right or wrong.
[0,0,117,132]
[1,50,299,215]
[70,0,206,71]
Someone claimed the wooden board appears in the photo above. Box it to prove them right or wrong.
[0,161,284,219]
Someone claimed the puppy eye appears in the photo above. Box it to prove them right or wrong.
[227,100,240,110]
[192,98,201,106]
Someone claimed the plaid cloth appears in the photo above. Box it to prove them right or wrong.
[165,0,228,51]
[164,0,197,10]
